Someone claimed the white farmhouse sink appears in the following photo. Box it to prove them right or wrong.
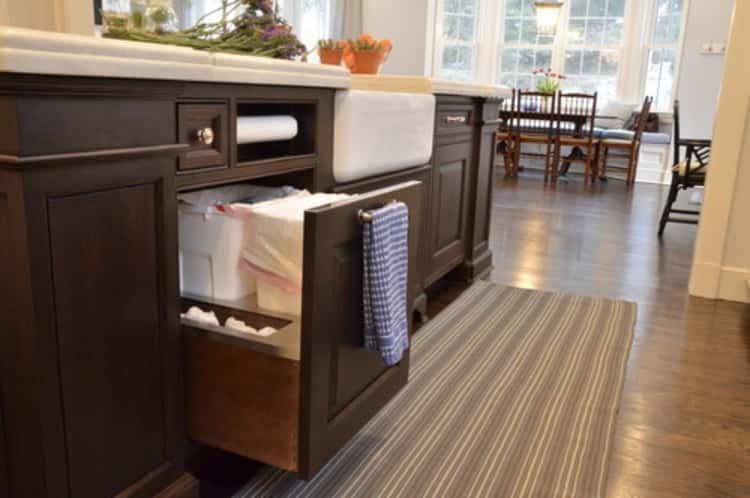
[333,89,436,183]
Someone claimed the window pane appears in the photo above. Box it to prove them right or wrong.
[506,0,522,16]
[505,19,521,42]
[442,45,459,66]
[536,49,553,69]
[607,0,626,16]
[501,74,518,87]
[519,49,536,72]
[582,50,602,73]
[517,74,534,90]
[600,50,619,75]
[567,19,586,45]
[445,15,461,40]
[459,15,476,41]
[586,19,605,45]
[502,48,520,73]
[461,0,477,17]
[444,0,460,13]
[654,13,682,44]
[521,19,538,43]
[571,0,587,17]
[565,50,583,74]
[646,48,677,108]
[521,0,536,16]
[588,0,606,16]
[604,19,624,45]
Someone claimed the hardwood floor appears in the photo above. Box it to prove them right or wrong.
[473,171,750,498]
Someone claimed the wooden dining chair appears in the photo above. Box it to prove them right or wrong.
[552,92,598,184]
[657,99,711,237]
[597,96,653,186]
[511,90,557,182]
[497,89,517,176]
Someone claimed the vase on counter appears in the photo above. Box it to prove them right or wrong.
[346,47,391,75]
[129,0,148,30]
[145,0,178,34]
[319,48,344,66]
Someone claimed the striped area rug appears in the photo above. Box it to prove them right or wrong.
[237,282,636,498]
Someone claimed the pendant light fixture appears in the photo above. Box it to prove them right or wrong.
[534,1,564,36]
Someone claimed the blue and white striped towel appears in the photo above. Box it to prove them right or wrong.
[362,202,409,366]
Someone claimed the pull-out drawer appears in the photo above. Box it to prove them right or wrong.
[182,181,423,479]
[177,103,229,171]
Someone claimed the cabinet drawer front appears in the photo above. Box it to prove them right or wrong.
[435,105,473,138]
[178,103,229,171]
[299,181,423,479]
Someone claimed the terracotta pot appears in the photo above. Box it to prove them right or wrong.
[319,48,344,66]
[349,48,389,74]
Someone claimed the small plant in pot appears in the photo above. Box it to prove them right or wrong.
[533,68,565,111]
[317,39,346,66]
[534,67,566,94]
[343,34,393,74]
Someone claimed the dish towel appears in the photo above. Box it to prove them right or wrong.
[361,202,410,366]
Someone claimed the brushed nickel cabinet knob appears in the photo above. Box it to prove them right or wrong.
[196,127,215,146]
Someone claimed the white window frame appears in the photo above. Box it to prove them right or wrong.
[432,0,690,110]
[432,0,487,81]
[637,0,691,111]
[495,0,557,89]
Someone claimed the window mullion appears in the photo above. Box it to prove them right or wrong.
[552,1,571,75]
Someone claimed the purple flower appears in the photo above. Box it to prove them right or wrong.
[262,25,288,40]
[256,0,274,15]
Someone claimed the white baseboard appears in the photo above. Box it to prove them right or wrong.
[635,144,672,185]
[690,261,750,303]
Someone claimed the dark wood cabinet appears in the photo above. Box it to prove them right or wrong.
[0,70,498,495]
[0,155,191,498]
[426,141,473,285]
[459,100,500,282]
[424,95,500,287]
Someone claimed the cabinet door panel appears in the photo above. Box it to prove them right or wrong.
[300,181,423,479]
[47,182,173,498]
[427,141,472,285]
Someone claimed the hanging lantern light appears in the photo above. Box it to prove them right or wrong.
[534,1,564,36]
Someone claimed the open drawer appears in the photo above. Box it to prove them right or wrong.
[182,181,423,479]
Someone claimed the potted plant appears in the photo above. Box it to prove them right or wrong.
[343,34,393,74]
[533,68,565,112]
[317,39,345,66]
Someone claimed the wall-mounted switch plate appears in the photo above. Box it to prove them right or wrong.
[702,41,727,55]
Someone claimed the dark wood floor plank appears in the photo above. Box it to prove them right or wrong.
[476,172,750,498]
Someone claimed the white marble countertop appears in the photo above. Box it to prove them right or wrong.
[0,26,351,89]
[351,74,511,98]
[0,26,511,98]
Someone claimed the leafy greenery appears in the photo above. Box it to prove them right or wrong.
[103,0,306,60]
[533,67,566,94]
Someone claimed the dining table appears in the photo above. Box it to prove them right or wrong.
[497,109,618,178]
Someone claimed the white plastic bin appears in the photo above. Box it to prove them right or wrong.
[179,207,256,301]
[256,280,302,316]
[178,184,305,302]
[242,192,350,316]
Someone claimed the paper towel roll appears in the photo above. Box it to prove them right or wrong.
[236,115,298,144]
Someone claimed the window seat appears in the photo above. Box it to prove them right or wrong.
[595,128,672,144]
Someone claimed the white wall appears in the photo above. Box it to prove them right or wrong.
[676,0,734,139]
[0,0,93,35]
[361,0,434,76]
[689,0,750,304]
